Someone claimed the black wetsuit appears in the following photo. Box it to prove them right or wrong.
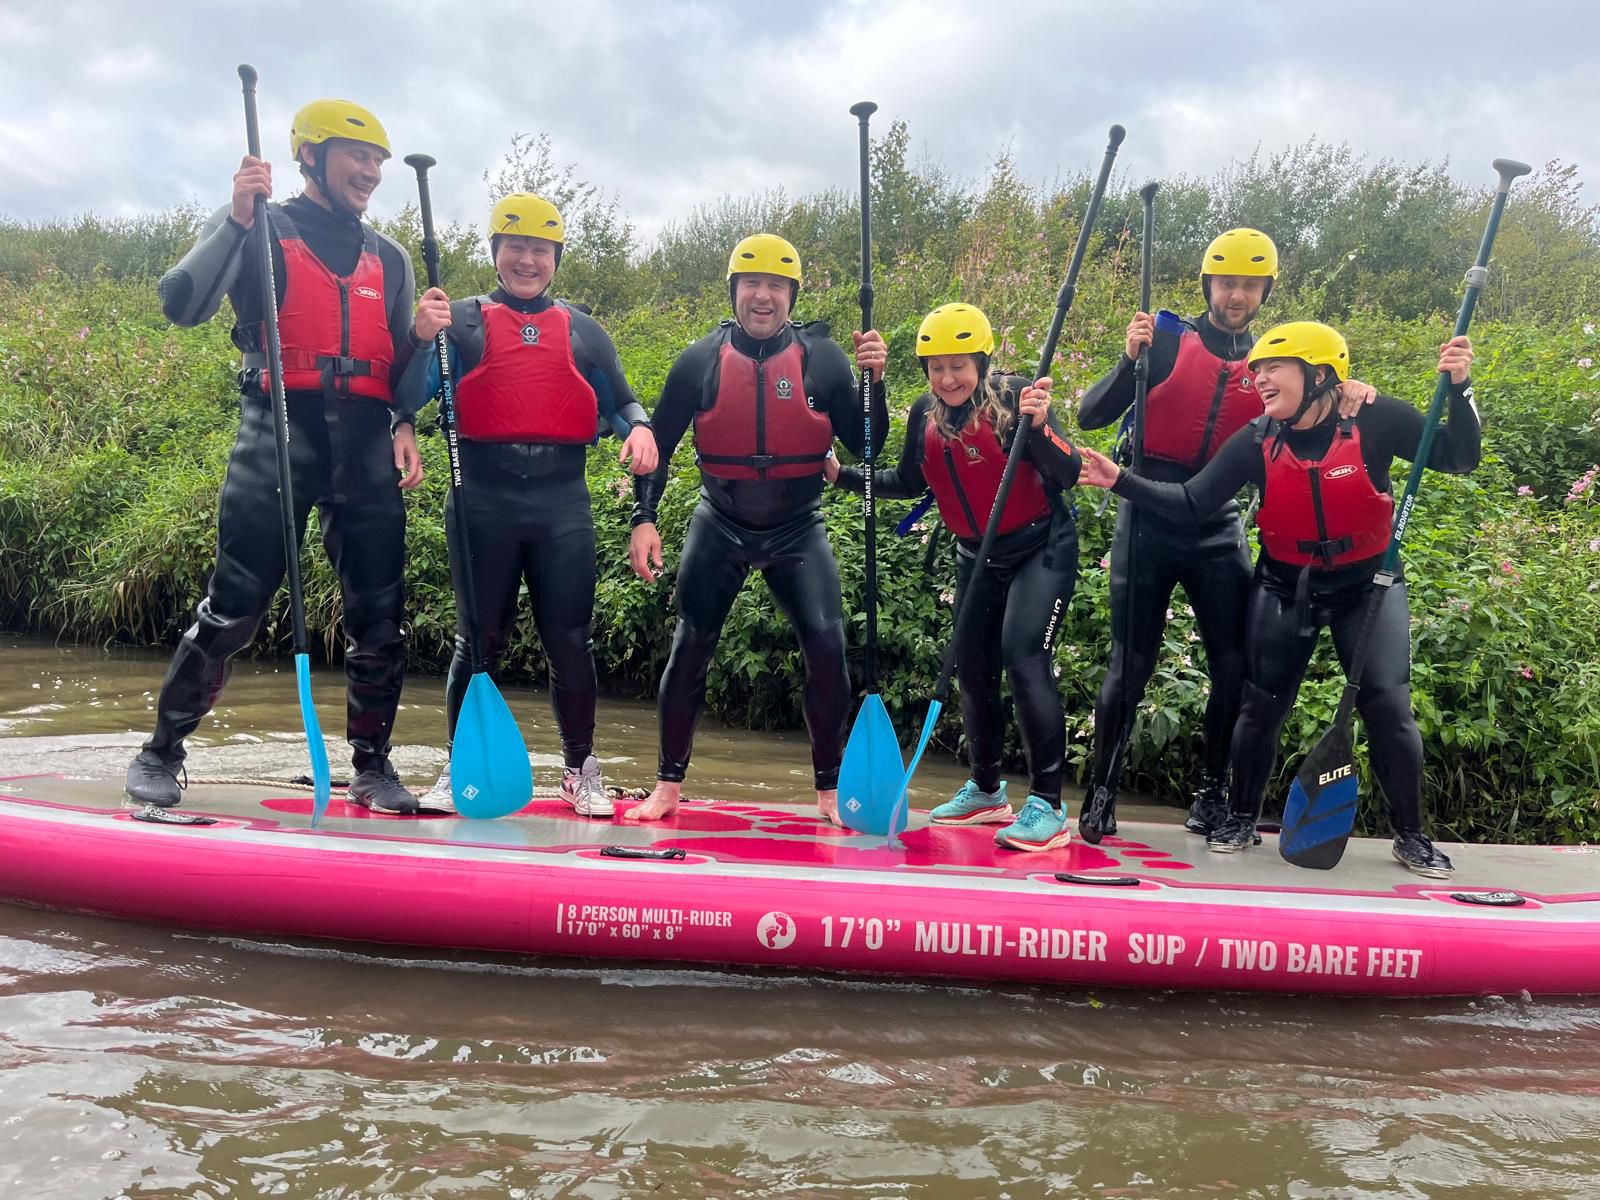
[393,288,648,769]
[1077,314,1258,804]
[1109,383,1482,832]
[633,320,888,789]
[836,381,1082,805]
[144,197,416,771]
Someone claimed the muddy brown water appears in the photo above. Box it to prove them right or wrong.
[1,637,1597,1198]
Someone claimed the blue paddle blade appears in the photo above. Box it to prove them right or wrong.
[883,699,942,844]
[297,653,332,826]
[1280,723,1358,870]
[451,671,532,820]
[838,693,905,836]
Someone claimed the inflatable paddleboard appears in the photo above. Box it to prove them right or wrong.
[1,774,1595,997]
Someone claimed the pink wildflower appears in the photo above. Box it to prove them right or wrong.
[1516,485,1533,496]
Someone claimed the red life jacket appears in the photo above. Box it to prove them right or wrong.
[453,301,598,443]
[1257,418,1394,568]
[921,404,1050,540]
[260,208,394,403]
[1142,331,1257,468]
[695,333,833,480]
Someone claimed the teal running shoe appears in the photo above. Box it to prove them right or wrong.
[995,794,1072,852]
[930,779,1011,825]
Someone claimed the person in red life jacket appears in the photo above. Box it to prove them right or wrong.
[126,99,423,814]
[827,303,1083,850]
[393,193,658,817]
[1076,322,1480,877]
[625,234,889,825]
[1076,229,1376,840]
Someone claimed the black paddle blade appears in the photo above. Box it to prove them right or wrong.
[1279,721,1358,870]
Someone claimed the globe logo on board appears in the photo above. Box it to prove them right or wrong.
[757,911,796,950]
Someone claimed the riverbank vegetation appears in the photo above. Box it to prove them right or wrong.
[3,132,1597,840]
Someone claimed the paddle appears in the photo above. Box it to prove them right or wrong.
[1279,156,1530,870]
[404,154,533,820]
[887,123,1126,846]
[236,65,333,825]
[1079,179,1158,845]
[836,99,906,837]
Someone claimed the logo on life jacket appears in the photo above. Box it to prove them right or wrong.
[964,442,982,461]
[775,376,793,399]
[521,323,540,346]
[354,285,381,301]
[1325,464,1358,480]
[1240,373,1254,391]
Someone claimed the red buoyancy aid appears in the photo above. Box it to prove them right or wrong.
[921,407,1050,540]
[1257,419,1394,568]
[453,301,598,443]
[1142,331,1258,468]
[695,337,833,480]
[264,209,394,403]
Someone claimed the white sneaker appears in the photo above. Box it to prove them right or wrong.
[561,755,614,818]
[420,763,455,813]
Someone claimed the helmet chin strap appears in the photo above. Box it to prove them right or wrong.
[303,146,359,220]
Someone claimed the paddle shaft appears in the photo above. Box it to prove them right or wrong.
[1098,182,1159,791]
[1332,158,1530,717]
[405,154,488,673]
[850,100,879,691]
[930,123,1126,702]
[238,65,310,656]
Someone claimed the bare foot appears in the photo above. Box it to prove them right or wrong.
[816,788,844,828]
[625,781,682,821]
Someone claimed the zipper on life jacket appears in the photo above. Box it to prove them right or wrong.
[337,278,352,399]
[1308,467,1333,565]
[1196,363,1230,467]
[754,358,768,479]
[943,444,981,538]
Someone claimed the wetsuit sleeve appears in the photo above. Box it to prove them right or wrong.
[392,299,481,431]
[1110,422,1261,520]
[570,309,649,430]
[1021,388,1082,490]
[835,395,932,500]
[1372,383,1483,476]
[813,337,889,459]
[157,204,249,327]
[378,231,419,382]
[631,340,712,528]
[1077,326,1183,429]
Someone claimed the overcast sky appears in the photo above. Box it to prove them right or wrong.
[3,0,1595,246]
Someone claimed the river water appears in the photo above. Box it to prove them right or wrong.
[1,637,1597,1198]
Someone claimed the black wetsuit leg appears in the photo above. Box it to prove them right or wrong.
[956,515,1079,806]
[657,503,753,783]
[1326,580,1423,833]
[657,503,849,790]
[1174,516,1253,782]
[756,513,851,792]
[317,400,407,773]
[1086,504,1183,797]
[144,396,328,762]
[1228,573,1321,820]
[442,444,597,769]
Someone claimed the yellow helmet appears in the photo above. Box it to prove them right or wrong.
[1248,321,1349,382]
[1201,227,1279,279]
[289,98,391,162]
[489,193,565,244]
[916,303,995,358]
[727,234,802,285]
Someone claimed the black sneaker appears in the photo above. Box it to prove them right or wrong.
[125,750,186,808]
[1206,814,1262,854]
[1393,831,1454,879]
[348,764,419,815]
[1185,782,1229,835]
